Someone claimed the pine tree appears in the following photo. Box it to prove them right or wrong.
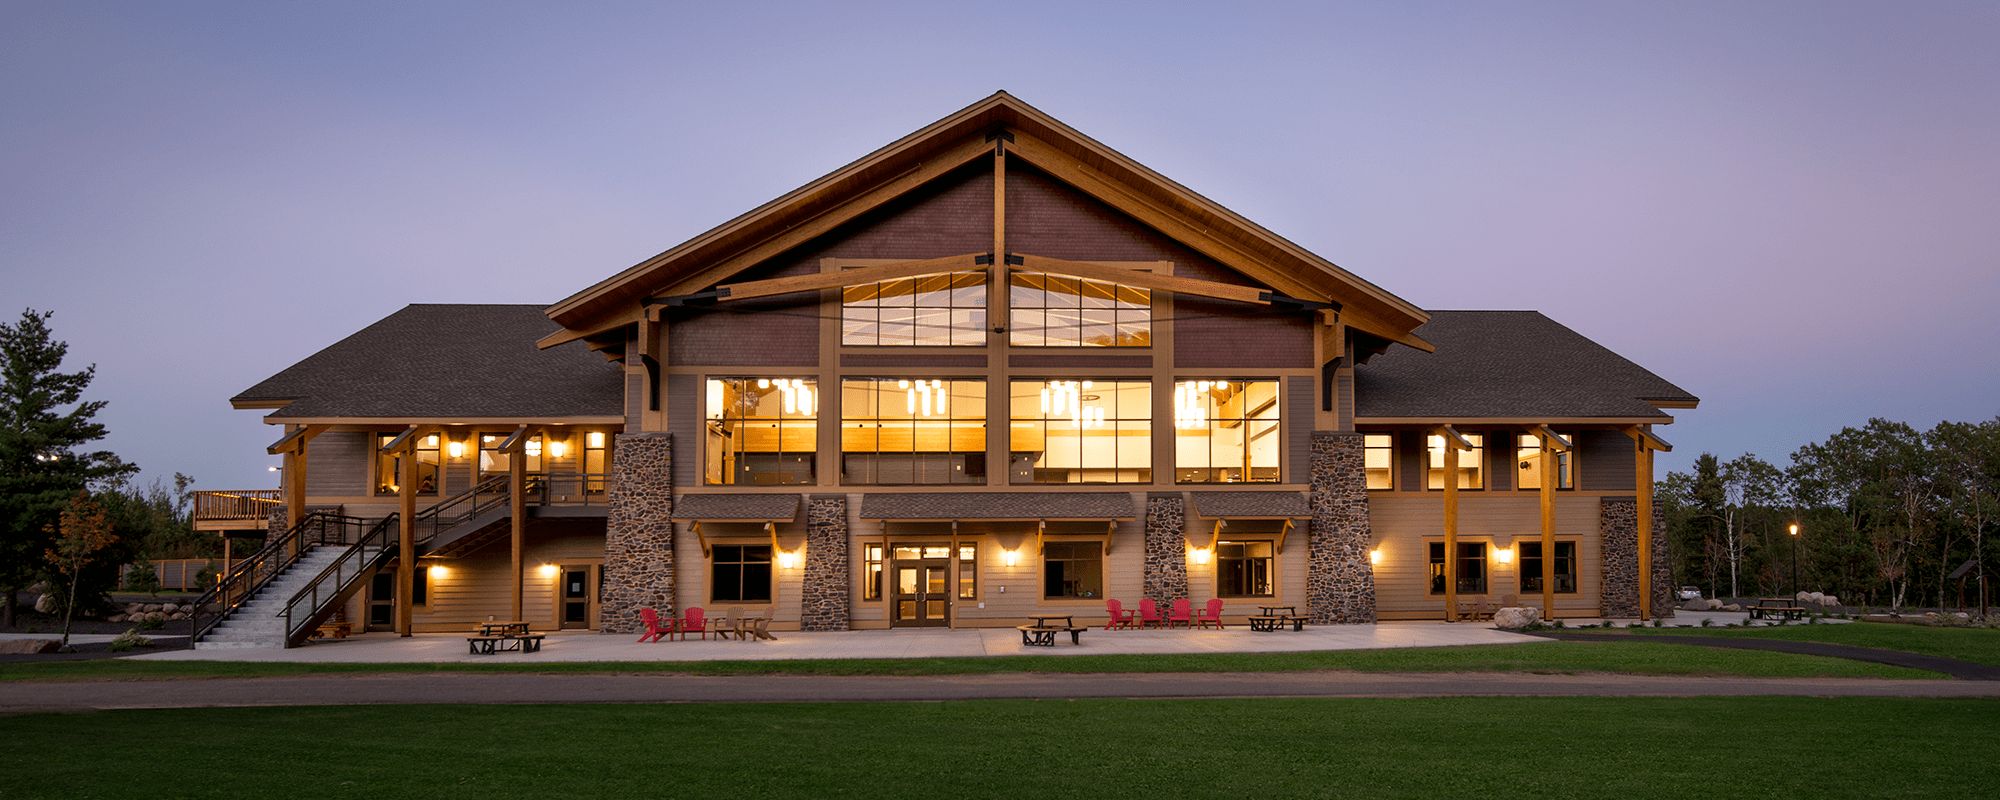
[0,309,135,626]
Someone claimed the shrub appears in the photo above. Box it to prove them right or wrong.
[109,628,150,652]
[1701,617,1714,627]
[123,561,161,595]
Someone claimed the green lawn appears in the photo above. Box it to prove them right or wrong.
[1625,620,2000,665]
[3,697,1995,799]
[0,640,1941,682]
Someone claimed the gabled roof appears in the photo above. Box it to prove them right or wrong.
[542,91,1429,349]
[1353,311,1697,420]
[233,305,623,420]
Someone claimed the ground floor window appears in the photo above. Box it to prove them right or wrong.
[1428,541,1487,594]
[711,544,773,603]
[958,543,977,599]
[862,543,883,600]
[1215,540,1274,597]
[1518,541,1577,593]
[1043,541,1103,598]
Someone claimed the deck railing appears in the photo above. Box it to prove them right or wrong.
[191,490,281,522]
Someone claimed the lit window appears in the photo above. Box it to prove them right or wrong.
[1426,433,1484,490]
[711,544,773,603]
[1515,433,1573,490]
[840,378,985,485]
[1428,541,1488,594]
[1216,540,1274,597]
[1009,380,1152,483]
[705,379,817,486]
[1043,541,1103,598]
[1363,433,1394,490]
[476,433,542,484]
[958,543,977,599]
[1174,379,1280,483]
[1009,272,1150,347]
[1518,541,1577,593]
[863,544,883,601]
[376,433,440,495]
[843,271,987,346]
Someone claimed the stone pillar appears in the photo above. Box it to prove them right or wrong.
[600,433,674,634]
[1142,494,1188,604]
[799,495,851,631]
[1599,498,1674,619]
[1308,431,1377,624]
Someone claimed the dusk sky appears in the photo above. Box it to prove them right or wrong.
[5,2,1996,493]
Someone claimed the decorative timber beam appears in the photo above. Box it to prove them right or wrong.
[644,253,990,307]
[1010,254,1338,310]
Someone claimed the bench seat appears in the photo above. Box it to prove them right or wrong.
[1015,625,1087,647]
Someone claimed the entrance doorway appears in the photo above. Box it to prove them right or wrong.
[557,564,600,629]
[890,544,951,628]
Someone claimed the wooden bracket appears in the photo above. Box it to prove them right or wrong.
[1536,425,1572,453]
[692,520,710,559]
[498,424,531,453]
[1276,519,1294,554]
[1622,425,1674,453]
[266,425,327,455]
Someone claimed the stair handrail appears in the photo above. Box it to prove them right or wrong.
[280,513,400,646]
[414,475,513,545]
[188,511,371,644]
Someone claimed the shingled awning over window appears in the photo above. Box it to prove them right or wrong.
[671,494,801,522]
[1189,492,1310,519]
[859,492,1135,521]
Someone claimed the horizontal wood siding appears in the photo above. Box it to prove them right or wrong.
[305,431,369,497]
[1369,495,1603,620]
[410,520,606,632]
[1579,429,1636,491]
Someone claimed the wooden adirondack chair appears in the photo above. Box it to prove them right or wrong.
[1104,599,1137,630]
[712,607,743,640]
[679,607,709,640]
[1195,598,1226,629]
[1138,599,1164,629]
[1168,598,1193,628]
[637,607,676,643]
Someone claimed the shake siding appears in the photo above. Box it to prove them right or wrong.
[305,431,369,497]
[1336,374,1353,431]
[1174,298,1312,368]
[1489,435,1514,491]
[667,375,698,491]
[625,373,644,431]
[1369,495,1603,620]
[1398,431,1424,490]
[1286,377,1311,482]
[410,521,605,631]
[1006,166,1236,277]
[1578,430,1636,491]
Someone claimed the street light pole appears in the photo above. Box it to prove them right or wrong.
[1789,523,1800,595]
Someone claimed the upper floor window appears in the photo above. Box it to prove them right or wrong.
[1515,433,1574,490]
[1009,379,1152,483]
[842,271,987,346]
[1174,379,1279,483]
[1009,272,1150,347]
[704,378,818,485]
[478,433,543,484]
[1363,433,1394,489]
[840,378,986,485]
[1426,433,1484,490]
[375,433,440,495]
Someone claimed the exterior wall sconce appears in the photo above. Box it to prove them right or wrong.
[539,564,559,577]
[1369,549,1382,565]
[779,550,797,569]
[549,438,567,459]
[1004,549,1018,567]
[1495,548,1514,565]
[428,565,447,579]
[447,440,465,459]
[1191,547,1211,565]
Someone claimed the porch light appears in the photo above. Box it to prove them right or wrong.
[549,438,567,458]
[1191,547,1211,565]
[1369,549,1382,565]
[428,565,447,579]
[1004,549,1018,567]
[540,564,559,577]
[779,550,797,569]
[1495,548,1513,565]
[447,439,465,459]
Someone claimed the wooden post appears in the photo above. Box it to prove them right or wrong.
[1636,438,1654,621]
[284,440,305,560]
[510,429,528,622]
[1441,431,1459,621]
[397,435,416,637]
[1539,433,1556,620]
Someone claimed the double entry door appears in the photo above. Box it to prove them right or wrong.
[889,544,961,628]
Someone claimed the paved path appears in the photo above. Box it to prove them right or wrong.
[3,670,1996,713]
[1526,631,2000,680]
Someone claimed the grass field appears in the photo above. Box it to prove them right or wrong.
[2,697,1995,799]
[1622,620,2000,665]
[0,639,1943,682]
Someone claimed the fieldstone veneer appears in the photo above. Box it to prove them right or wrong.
[600,433,675,635]
[1143,495,1189,603]
[799,497,850,631]
[1599,497,1675,619]
[1308,432,1377,624]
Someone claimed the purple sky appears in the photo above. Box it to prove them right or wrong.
[5,2,1996,492]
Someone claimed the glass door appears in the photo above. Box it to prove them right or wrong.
[889,544,951,628]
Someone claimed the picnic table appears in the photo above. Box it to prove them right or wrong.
[311,621,352,639]
[1749,598,1805,620]
[467,621,544,654]
[1017,614,1087,646]
[1249,605,1308,632]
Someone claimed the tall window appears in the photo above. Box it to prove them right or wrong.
[711,544,773,603]
[1426,433,1484,490]
[705,379,818,485]
[582,431,608,494]
[1518,541,1577,593]
[1174,379,1280,483]
[1515,433,1573,490]
[1009,272,1150,347]
[1216,540,1274,597]
[958,543,977,599]
[840,378,986,485]
[376,433,440,495]
[1010,380,1152,483]
[1363,433,1394,490]
[1428,541,1487,594]
[476,433,542,485]
[842,271,987,346]
[862,543,883,601]
[1043,541,1103,598]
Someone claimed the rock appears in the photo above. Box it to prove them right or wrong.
[1493,607,1540,629]
[145,611,165,622]
[1822,595,1839,607]
[1722,603,1742,612]
[107,614,125,623]
[34,594,55,613]
[1797,591,1812,602]
[161,603,178,614]
[1681,599,1706,611]
[1705,599,1723,610]
[0,639,60,654]
[125,603,144,614]
[144,604,163,613]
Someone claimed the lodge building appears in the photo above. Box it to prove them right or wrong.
[202,93,1693,646]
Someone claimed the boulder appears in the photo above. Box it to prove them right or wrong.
[1681,600,1706,611]
[1822,595,1839,607]
[145,611,165,622]
[0,639,60,654]
[1722,603,1742,612]
[1797,591,1813,602]
[161,603,179,614]
[1493,606,1541,630]
[1705,599,1723,610]
[125,603,144,614]
[107,614,125,623]
[33,594,55,613]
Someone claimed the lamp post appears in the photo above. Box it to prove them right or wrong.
[1789,523,1800,595]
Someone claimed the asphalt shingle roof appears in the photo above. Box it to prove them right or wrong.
[859,492,1136,520]
[1189,492,1311,518]
[1353,311,1696,419]
[233,304,624,419]
[670,494,802,522]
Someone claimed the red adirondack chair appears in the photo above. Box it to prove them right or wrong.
[1104,599,1137,630]
[1138,599,1164,629]
[637,607,677,642]
[1195,598,1226,629]
[679,607,709,640]
[1168,598,1193,628]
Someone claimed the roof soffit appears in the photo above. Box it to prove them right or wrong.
[543,92,1428,342]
